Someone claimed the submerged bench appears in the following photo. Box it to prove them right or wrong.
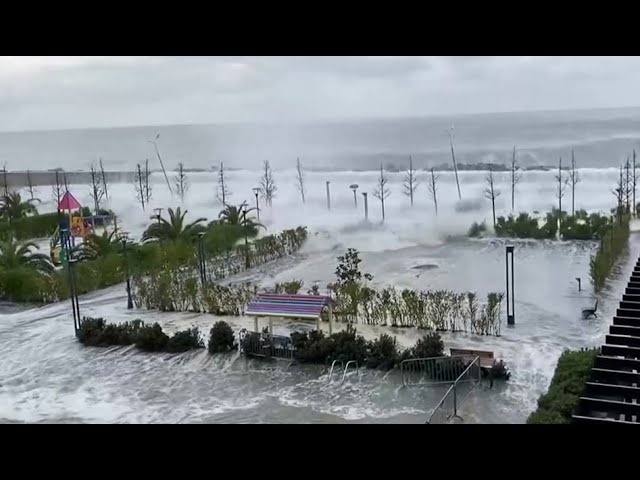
[450,348,496,369]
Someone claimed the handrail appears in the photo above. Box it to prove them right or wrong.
[342,360,359,384]
[328,360,344,383]
[426,356,481,424]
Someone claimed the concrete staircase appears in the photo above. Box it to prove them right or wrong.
[572,258,640,424]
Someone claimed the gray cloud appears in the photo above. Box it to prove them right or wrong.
[1,56,640,131]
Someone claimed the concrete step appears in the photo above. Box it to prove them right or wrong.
[591,367,640,385]
[595,355,640,371]
[572,414,638,424]
[622,294,640,302]
[617,308,640,318]
[613,316,640,327]
[601,344,640,359]
[585,381,640,400]
[619,300,640,311]
[625,287,640,295]
[578,397,640,418]
[610,325,640,337]
[606,334,640,348]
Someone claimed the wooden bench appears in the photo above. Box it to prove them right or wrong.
[450,348,496,369]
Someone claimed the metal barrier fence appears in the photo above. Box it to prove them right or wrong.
[242,333,295,361]
[400,356,472,387]
[426,356,482,424]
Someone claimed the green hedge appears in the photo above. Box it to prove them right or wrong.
[527,348,599,424]
[589,214,630,292]
[77,317,205,353]
[485,210,611,240]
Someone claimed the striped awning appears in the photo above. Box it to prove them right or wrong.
[245,293,333,320]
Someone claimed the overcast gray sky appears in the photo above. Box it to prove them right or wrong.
[1,56,640,132]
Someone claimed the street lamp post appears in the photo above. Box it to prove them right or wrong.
[241,203,250,269]
[154,208,163,225]
[197,232,207,286]
[362,192,369,221]
[147,133,173,194]
[120,231,133,310]
[61,228,80,334]
[326,181,331,211]
[350,184,359,208]
[252,187,261,221]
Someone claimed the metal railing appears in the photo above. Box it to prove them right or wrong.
[400,355,472,387]
[328,360,344,383]
[242,333,295,361]
[342,360,359,384]
[426,356,482,424]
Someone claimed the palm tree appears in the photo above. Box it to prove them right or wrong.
[216,204,264,237]
[0,236,54,274]
[141,207,207,243]
[0,192,39,223]
[81,230,122,259]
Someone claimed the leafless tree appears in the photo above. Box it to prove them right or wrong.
[26,169,35,200]
[613,165,625,220]
[295,157,306,204]
[427,168,438,215]
[134,160,152,211]
[569,149,581,216]
[89,164,105,214]
[260,160,277,207]
[52,170,63,206]
[447,127,462,200]
[510,146,521,211]
[556,157,569,234]
[625,156,632,213]
[216,162,231,206]
[402,155,419,207]
[373,163,391,221]
[99,158,109,200]
[484,168,501,228]
[633,149,638,216]
[173,162,189,202]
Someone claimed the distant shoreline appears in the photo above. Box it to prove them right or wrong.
[0,163,586,188]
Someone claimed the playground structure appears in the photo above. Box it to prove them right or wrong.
[50,191,117,266]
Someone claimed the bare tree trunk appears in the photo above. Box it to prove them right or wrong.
[633,149,638,217]
[373,163,390,221]
[150,136,172,195]
[26,169,35,200]
[510,146,520,212]
[447,128,462,200]
[484,168,501,229]
[403,155,418,207]
[569,149,581,216]
[99,158,109,200]
[135,163,146,211]
[428,168,438,215]
[295,157,306,204]
[625,156,631,213]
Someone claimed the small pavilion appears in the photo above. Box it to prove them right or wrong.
[245,293,335,336]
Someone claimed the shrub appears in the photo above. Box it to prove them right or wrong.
[365,334,399,370]
[526,348,598,424]
[77,317,143,347]
[409,332,445,359]
[166,327,204,353]
[208,321,236,354]
[490,360,511,381]
[467,221,487,238]
[135,323,170,352]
